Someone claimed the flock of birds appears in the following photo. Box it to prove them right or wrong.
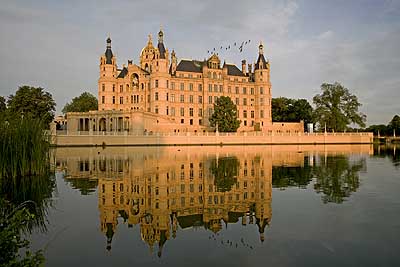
[207,40,252,56]
[208,232,255,250]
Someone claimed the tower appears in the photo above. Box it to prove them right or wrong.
[253,41,272,127]
[98,37,117,111]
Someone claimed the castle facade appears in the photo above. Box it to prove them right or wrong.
[65,28,303,134]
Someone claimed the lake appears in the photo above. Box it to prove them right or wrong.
[30,144,400,266]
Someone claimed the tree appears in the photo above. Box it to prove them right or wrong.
[0,96,6,113]
[209,96,241,132]
[388,115,400,136]
[313,82,366,131]
[7,86,56,126]
[62,92,98,114]
[272,97,313,125]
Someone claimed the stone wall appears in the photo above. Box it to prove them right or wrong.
[53,132,373,147]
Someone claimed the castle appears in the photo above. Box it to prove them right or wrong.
[65,28,303,134]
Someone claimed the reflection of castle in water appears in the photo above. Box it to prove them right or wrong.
[98,154,271,256]
[55,145,372,256]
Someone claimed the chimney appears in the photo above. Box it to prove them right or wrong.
[241,60,246,74]
[248,63,252,74]
[128,60,133,65]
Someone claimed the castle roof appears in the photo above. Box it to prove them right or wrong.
[117,67,128,78]
[255,54,268,70]
[226,64,246,77]
[158,42,166,59]
[176,59,204,73]
[177,59,245,77]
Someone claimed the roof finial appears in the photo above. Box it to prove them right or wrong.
[148,34,153,45]
[259,41,264,55]
[158,26,164,43]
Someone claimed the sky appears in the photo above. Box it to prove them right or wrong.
[0,0,399,125]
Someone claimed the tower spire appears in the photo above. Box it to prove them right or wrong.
[105,36,113,64]
[258,41,264,55]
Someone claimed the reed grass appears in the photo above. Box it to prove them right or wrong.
[0,115,55,231]
[0,115,50,179]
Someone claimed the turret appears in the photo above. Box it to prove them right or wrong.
[254,41,270,83]
[100,37,116,78]
[170,50,177,75]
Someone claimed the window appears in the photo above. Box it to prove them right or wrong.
[102,84,105,91]
[102,96,105,104]
[171,82,175,90]
[260,98,264,105]
[251,110,254,118]
[198,108,203,117]
[208,84,212,92]
[166,93,169,101]
[235,87,239,94]
[213,72,217,79]
[189,108,194,117]
[112,96,115,104]
[198,95,203,104]
[243,87,247,94]
[155,106,159,114]
[155,80,159,88]
[190,119,193,125]
[228,86,231,93]
[180,107,185,116]
[198,84,202,91]
[180,94,184,103]
[181,119,184,124]
[214,96,218,103]
[244,120,247,126]
[243,110,247,118]
[189,83,193,91]
[214,84,218,92]
[166,80,169,89]
[243,98,247,106]
[166,106,169,115]
[219,85,223,92]
[171,107,175,116]
[208,96,212,104]
[189,95,194,103]
[155,92,159,101]
[260,87,264,94]
[260,110,264,118]
[180,83,184,91]
[120,97,123,104]
[171,94,175,102]
[131,95,133,104]
[235,98,239,105]
[208,108,213,116]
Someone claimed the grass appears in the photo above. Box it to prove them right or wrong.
[0,114,55,231]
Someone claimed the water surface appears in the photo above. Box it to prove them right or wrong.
[31,145,400,266]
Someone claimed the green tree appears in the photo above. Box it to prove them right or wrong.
[365,124,389,136]
[313,82,366,131]
[272,97,313,125]
[0,96,6,113]
[210,156,239,192]
[62,92,98,114]
[209,96,241,132]
[388,115,400,136]
[7,86,56,126]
